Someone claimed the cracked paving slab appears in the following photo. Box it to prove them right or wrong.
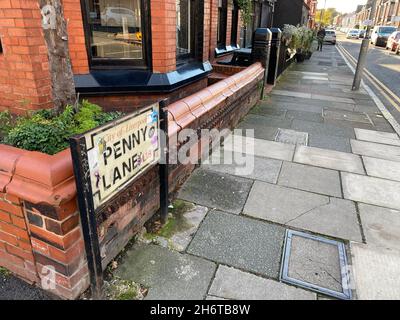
[114,244,216,300]
[244,181,362,242]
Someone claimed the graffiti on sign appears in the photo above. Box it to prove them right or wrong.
[83,104,160,209]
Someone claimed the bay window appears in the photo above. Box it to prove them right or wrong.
[81,0,149,68]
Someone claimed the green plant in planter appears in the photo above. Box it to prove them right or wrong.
[3,101,123,155]
[282,24,301,51]
[0,110,12,141]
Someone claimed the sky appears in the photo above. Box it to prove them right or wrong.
[317,0,367,14]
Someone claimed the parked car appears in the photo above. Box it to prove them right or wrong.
[346,29,360,39]
[101,7,137,27]
[359,29,366,38]
[386,31,400,52]
[324,30,337,44]
[371,26,398,46]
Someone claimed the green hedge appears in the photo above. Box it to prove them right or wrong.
[0,101,123,155]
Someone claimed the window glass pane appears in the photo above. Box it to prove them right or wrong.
[87,0,143,59]
[176,0,191,56]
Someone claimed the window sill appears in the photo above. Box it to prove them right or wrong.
[74,61,212,95]
[215,45,240,57]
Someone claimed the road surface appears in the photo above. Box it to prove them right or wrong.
[335,33,400,125]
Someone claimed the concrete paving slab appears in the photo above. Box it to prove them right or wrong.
[291,119,356,138]
[240,113,292,129]
[308,134,351,153]
[342,172,400,210]
[209,265,316,300]
[205,295,228,300]
[286,234,343,293]
[362,156,400,182]
[187,210,285,278]
[115,244,216,300]
[294,145,365,174]
[168,205,209,252]
[272,90,312,99]
[277,162,341,197]
[358,203,400,251]
[203,151,282,183]
[286,110,324,123]
[178,168,253,214]
[311,94,355,104]
[354,128,400,146]
[302,76,328,81]
[351,243,400,300]
[223,134,295,161]
[250,105,287,119]
[244,181,362,241]
[323,109,371,124]
[274,128,308,146]
[237,121,278,140]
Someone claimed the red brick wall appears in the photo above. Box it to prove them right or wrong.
[63,0,89,74]
[0,191,38,284]
[0,0,52,114]
[151,0,176,73]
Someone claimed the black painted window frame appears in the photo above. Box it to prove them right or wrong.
[176,0,203,67]
[80,0,152,70]
[231,0,239,47]
[217,0,228,50]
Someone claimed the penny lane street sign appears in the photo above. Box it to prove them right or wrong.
[70,102,169,298]
[87,104,160,210]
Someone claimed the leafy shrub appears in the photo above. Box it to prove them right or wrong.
[0,110,12,141]
[3,101,123,155]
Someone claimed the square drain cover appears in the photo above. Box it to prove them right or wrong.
[275,128,308,146]
[280,230,352,300]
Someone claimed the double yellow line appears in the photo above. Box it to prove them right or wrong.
[337,43,400,112]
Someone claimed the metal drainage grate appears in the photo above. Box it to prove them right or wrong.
[280,229,352,300]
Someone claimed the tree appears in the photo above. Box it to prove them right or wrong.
[39,0,76,114]
[315,8,340,26]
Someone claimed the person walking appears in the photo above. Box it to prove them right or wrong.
[317,26,326,51]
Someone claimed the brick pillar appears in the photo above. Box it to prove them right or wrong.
[0,0,52,114]
[4,148,89,300]
[203,0,211,61]
[226,0,232,47]
[209,0,218,61]
[63,0,89,74]
[0,193,38,283]
[151,0,176,73]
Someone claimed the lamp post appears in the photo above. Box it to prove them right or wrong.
[352,0,377,91]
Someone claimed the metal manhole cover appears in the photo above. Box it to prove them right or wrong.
[280,230,352,300]
[274,128,308,146]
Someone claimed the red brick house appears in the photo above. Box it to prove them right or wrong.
[0,0,284,115]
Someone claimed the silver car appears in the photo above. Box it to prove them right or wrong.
[324,30,336,44]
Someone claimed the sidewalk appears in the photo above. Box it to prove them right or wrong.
[114,45,400,300]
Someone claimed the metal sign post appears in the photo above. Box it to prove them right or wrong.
[70,103,163,299]
[70,137,104,299]
[158,100,170,224]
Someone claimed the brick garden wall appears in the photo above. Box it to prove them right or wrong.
[0,63,264,299]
